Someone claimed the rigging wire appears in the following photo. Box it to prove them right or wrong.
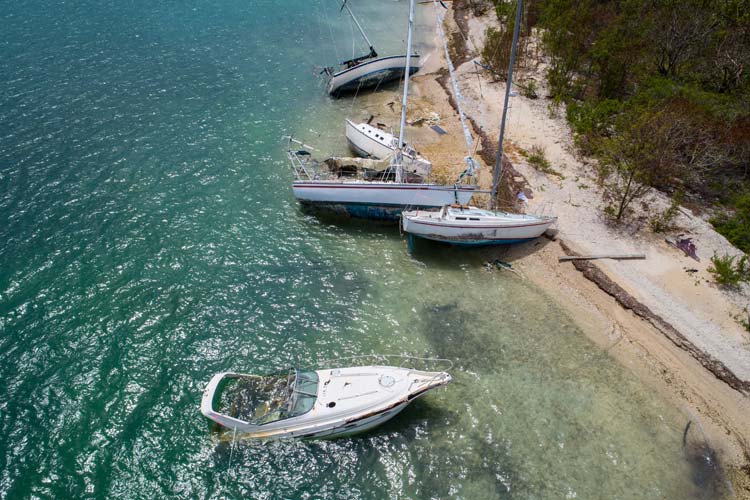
[348,7,356,60]
[431,0,480,184]
[320,0,341,66]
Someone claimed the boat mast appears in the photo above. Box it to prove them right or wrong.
[432,0,478,181]
[340,0,377,58]
[490,0,522,210]
[394,0,416,183]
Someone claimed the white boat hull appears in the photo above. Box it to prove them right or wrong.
[293,181,476,220]
[402,208,556,245]
[345,119,431,177]
[345,119,394,159]
[328,55,420,96]
[296,400,411,439]
[201,367,450,439]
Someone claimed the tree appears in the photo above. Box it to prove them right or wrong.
[598,109,684,221]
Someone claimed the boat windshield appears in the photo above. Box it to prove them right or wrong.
[217,369,319,425]
[253,369,319,425]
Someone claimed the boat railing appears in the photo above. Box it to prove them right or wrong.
[529,201,556,220]
[317,354,453,374]
[287,149,318,180]
[290,150,433,184]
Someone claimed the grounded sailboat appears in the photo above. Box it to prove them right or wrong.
[288,143,475,220]
[402,204,555,245]
[201,365,451,439]
[402,0,556,246]
[344,118,432,178]
[289,0,477,220]
[324,0,420,96]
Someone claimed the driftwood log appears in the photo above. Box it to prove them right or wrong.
[559,254,646,262]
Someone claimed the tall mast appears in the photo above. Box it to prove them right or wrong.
[490,0,522,210]
[394,0,415,183]
[432,0,477,179]
[340,1,376,57]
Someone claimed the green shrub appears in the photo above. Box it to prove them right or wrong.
[566,99,623,139]
[521,145,564,178]
[707,253,749,289]
[492,0,513,19]
[480,26,511,77]
[526,145,549,168]
[649,190,683,233]
[710,193,750,254]
[740,310,750,333]
[469,0,490,16]
[521,79,538,99]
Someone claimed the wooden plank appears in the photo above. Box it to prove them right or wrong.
[559,254,646,262]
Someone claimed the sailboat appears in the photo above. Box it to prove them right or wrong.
[324,0,421,96]
[344,118,432,178]
[289,0,477,221]
[401,0,556,245]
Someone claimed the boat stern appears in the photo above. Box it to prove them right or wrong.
[200,372,252,430]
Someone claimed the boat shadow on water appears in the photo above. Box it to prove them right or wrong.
[406,235,555,272]
[296,208,556,271]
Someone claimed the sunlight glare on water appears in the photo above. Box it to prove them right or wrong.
[0,0,725,498]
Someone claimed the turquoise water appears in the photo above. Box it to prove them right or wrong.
[0,0,726,498]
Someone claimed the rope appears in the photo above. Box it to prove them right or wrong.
[349,77,365,116]
[321,0,341,65]
[348,7,356,61]
[228,425,237,467]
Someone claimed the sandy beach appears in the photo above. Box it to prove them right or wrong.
[350,1,750,494]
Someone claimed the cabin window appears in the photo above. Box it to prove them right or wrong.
[470,218,480,221]
[243,369,319,425]
[455,217,466,220]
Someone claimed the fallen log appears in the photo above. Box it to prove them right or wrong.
[559,254,646,262]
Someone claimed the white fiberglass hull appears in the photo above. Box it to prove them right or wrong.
[402,208,556,245]
[201,367,450,439]
[345,119,394,159]
[328,55,420,96]
[292,181,476,220]
[345,119,431,177]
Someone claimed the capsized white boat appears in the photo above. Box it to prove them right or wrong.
[201,366,451,439]
[323,1,420,96]
[345,118,432,178]
[402,205,556,246]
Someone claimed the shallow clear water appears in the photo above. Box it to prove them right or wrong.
[0,0,725,498]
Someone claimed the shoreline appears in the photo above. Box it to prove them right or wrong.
[398,0,750,492]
